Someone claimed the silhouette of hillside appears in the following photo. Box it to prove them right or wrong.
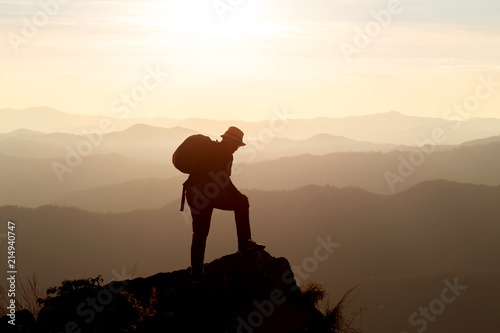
[2,107,500,144]
[460,134,500,147]
[1,180,499,331]
[352,271,500,333]
[1,180,499,303]
[0,124,402,164]
[51,176,185,212]
[234,134,400,161]
[0,154,173,207]
[0,107,181,134]
[0,124,196,164]
[1,250,337,333]
[4,138,500,209]
[233,142,500,194]
[1,128,43,136]
[0,107,110,133]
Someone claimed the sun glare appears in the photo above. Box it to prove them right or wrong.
[150,0,275,40]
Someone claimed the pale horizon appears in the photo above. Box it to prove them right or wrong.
[3,106,500,122]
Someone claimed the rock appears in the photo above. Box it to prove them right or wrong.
[115,250,328,332]
[31,250,331,333]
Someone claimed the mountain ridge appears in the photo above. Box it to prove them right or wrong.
[1,180,499,331]
[3,107,500,144]
[3,136,500,208]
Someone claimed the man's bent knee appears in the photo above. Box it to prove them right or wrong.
[237,194,249,208]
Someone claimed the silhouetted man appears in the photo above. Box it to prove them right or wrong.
[184,126,265,281]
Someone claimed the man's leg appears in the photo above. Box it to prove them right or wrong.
[233,194,252,246]
[187,187,213,279]
[212,190,264,251]
[190,208,213,279]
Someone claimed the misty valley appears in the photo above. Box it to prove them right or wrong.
[1,107,499,332]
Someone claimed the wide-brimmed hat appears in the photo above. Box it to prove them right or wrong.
[221,126,246,146]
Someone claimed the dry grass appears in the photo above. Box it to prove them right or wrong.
[0,273,43,318]
[301,280,363,333]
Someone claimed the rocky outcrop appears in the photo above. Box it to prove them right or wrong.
[5,250,331,333]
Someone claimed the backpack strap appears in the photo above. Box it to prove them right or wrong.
[180,183,186,211]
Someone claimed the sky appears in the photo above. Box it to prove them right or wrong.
[0,0,499,121]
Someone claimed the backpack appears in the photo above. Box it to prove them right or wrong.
[172,134,213,174]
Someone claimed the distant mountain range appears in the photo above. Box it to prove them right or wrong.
[2,107,500,145]
[352,271,500,333]
[2,107,499,332]
[0,123,405,165]
[2,137,500,208]
[2,179,499,285]
[52,176,185,212]
[0,124,196,164]
[1,180,499,332]
[460,134,500,147]
[233,141,500,194]
[0,153,171,207]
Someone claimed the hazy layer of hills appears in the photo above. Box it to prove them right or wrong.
[2,139,500,208]
[51,176,185,212]
[0,124,195,164]
[355,271,500,333]
[1,107,500,208]
[4,180,499,287]
[0,123,403,165]
[2,107,500,144]
[2,107,499,332]
[233,141,500,194]
[1,181,499,329]
[0,154,170,207]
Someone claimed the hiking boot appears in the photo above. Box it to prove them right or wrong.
[238,239,266,252]
[191,272,203,285]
